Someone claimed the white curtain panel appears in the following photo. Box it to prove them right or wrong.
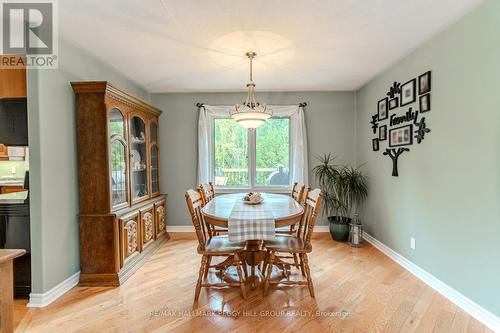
[197,104,308,186]
[197,105,229,185]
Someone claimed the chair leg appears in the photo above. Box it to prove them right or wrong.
[250,255,256,289]
[242,256,249,282]
[299,253,306,277]
[204,255,212,279]
[195,255,207,301]
[293,253,299,269]
[301,253,315,298]
[262,250,270,278]
[234,253,247,299]
[263,251,275,296]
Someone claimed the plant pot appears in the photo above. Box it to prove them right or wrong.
[328,216,351,242]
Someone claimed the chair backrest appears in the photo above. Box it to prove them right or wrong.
[297,188,323,249]
[185,189,212,251]
[291,182,306,204]
[199,182,215,205]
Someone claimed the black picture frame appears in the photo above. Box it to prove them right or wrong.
[379,125,387,141]
[372,138,379,151]
[388,97,399,110]
[389,124,413,147]
[400,79,416,106]
[418,71,431,95]
[419,93,431,113]
[378,97,388,120]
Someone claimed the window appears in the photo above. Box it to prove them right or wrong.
[214,118,249,187]
[213,117,291,188]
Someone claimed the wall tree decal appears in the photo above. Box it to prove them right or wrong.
[371,114,379,134]
[371,71,432,177]
[383,148,410,177]
[414,117,431,143]
[386,82,401,99]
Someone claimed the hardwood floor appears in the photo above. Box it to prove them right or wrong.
[14,233,492,333]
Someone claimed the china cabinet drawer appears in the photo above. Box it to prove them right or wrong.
[120,213,140,266]
[154,200,166,237]
[140,206,155,250]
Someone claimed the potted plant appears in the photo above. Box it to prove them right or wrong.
[313,154,368,241]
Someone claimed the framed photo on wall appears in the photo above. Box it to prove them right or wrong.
[419,93,431,112]
[418,71,431,95]
[379,125,387,141]
[389,97,398,110]
[372,138,379,151]
[400,79,416,106]
[389,124,413,147]
[378,97,388,120]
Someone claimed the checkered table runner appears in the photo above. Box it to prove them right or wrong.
[228,198,276,242]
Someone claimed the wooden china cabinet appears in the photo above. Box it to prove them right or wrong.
[71,81,169,286]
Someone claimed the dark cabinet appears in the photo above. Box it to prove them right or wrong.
[0,208,31,297]
[0,99,28,146]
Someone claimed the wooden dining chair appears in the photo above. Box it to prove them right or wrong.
[274,182,308,270]
[262,188,323,297]
[185,189,247,301]
[276,182,306,235]
[291,182,306,204]
[199,182,215,203]
[199,182,228,236]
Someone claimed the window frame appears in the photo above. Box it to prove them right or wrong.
[211,116,292,192]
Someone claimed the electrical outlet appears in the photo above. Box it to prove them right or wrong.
[410,238,416,250]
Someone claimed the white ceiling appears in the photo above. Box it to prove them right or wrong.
[59,0,483,93]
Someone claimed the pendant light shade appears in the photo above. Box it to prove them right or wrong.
[230,52,272,129]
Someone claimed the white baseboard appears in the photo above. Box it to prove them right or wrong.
[27,271,80,308]
[167,225,195,232]
[167,225,330,233]
[363,233,500,332]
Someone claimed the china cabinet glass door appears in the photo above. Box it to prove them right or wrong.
[130,115,149,201]
[150,121,159,195]
[109,108,129,209]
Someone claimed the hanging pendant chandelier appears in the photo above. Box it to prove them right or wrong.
[230,52,272,129]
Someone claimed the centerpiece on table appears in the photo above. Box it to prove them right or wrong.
[313,154,368,241]
[243,192,263,205]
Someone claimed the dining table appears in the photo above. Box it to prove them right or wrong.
[202,192,303,289]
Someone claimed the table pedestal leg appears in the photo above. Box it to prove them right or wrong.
[250,252,256,290]
[244,240,266,290]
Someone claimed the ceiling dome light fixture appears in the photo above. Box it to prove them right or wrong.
[230,52,272,129]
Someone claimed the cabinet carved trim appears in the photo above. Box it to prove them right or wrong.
[71,81,161,116]
[157,205,165,233]
[142,212,154,244]
[125,220,138,257]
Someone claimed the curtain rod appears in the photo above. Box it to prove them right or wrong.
[196,102,307,108]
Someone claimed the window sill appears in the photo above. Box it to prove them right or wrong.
[215,187,290,194]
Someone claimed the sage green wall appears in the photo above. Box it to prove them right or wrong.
[151,92,356,228]
[27,38,148,293]
[355,0,500,317]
